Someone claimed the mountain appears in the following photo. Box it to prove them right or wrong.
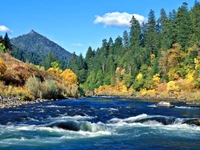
[11,30,72,64]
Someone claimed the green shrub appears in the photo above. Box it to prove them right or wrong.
[41,79,60,99]
[25,76,41,98]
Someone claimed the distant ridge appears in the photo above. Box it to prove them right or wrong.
[11,30,72,63]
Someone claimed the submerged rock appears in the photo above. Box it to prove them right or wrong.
[157,101,175,108]
[184,119,200,126]
[49,122,80,131]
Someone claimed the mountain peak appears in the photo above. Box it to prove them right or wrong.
[29,29,36,35]
[11,30,73,63]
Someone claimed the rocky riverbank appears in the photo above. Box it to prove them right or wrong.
[0,95,49,109]
[119,95,200,107]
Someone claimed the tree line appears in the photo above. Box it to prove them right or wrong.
[69,2,200,95]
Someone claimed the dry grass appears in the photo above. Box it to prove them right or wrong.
[0,53,58,86]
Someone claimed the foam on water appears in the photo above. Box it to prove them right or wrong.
[52,114,95,122]
[45,105,66,108]
[148,104,199,109]
[100,108,118,111]
[107,114,200,132]
[175,106,198,109]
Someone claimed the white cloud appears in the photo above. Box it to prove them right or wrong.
[71,43,84,47]
[0,25,12,33]
[94,12,147,27]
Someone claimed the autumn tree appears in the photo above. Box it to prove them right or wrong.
[0,58,7,77]
[60,69,78,85]
[47,61,62,76]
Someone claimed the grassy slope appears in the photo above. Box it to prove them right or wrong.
[0,52,61,86]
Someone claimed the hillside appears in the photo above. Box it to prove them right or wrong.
[0,52,55,86]
[0,52,80,101]
[11,30,72,64]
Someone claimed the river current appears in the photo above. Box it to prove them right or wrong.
[0,97,200,149]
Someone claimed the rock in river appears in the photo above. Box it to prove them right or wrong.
[157,101,175,108]
[184,119,200,126]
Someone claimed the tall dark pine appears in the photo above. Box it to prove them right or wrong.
[175,2,193,50]
[158,8,172,50]
[123,30,129,48]
[190,1,200,44]
[101,39,109,58]
[145,10,159,56]
[3,33,12,51]
[128,16,142,75]
[130,16,141,48]
[168,9,177,48]
[85,46,94,63]
[0,36,3,43]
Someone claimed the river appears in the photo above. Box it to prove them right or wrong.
[0,97,200,149]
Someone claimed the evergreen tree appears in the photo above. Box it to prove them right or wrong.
[42,52,56,70]
[158,8,172,50]
[130,15,141,48]
[3,33,11,51]
[0,36,3,43]
[175,2,193,50]
[123,30,129,48]
[190,1,200,44]
[145,10,159,56]
[129,15,142,75]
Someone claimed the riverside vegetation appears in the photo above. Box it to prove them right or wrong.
[0,2,200,108]
[0,42,80,107]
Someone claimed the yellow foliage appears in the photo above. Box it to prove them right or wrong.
[0,81,33,100]
[60,69,78,85]
[167,81,179,92]
[122,85,128,93]
[94,82,130,96]
[150,54,156,64]
[47,67,62,76]
[136,73,143,80]
[168,68,179,81]
[194,56,200,70]
[140,88,148,95]
[152,74,160,88]
[0,58,7,76]
[186,70,195,83]
[13,87,34,101]
[140,88,156,97]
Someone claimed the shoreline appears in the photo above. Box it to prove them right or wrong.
[96,94,200,107]
[1,94,200,109]
[0,95,75,109]
[0,95,50,109]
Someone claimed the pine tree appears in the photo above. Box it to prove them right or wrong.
[145,10,159,56]
[3,33,12,51]
[190,1,200,44]
[158,8,172,50]
[123,30,129,48]
[175,2,193,50]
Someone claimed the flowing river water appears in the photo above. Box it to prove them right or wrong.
[0,97,200,149]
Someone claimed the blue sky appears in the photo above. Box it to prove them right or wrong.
[0,0,195,57]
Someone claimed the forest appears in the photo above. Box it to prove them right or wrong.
[69,2,200,99]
